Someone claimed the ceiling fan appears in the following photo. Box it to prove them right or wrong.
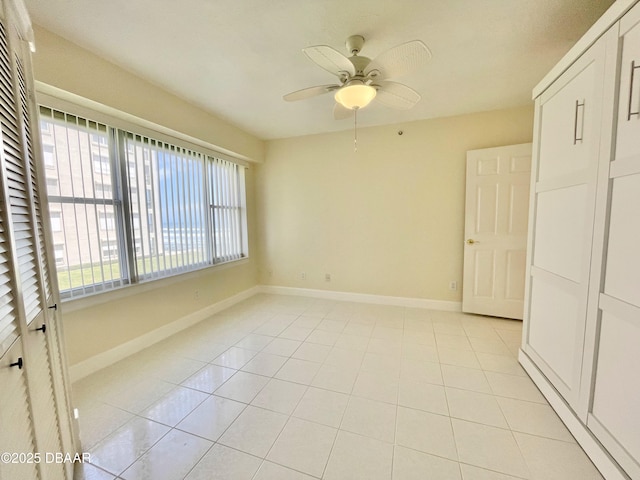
[283,35,432,119]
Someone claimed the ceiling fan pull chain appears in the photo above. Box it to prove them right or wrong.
[354,107,358,152]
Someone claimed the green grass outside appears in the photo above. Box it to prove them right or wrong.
[57,250,207,292]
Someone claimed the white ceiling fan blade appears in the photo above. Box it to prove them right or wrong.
[333,102,353,120]
[374,81,421,110]
[365,40,431,79]
[303,45,356,77]
[283,84,339,102]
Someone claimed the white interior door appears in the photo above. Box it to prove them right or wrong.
[462,143,532,319]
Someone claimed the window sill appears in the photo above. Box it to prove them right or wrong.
[61,256,250,314]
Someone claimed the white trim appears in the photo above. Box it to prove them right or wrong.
[258,285,462,311]
[518,350,630,480]
[69,285,261,382]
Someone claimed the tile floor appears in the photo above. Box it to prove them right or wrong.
[72,294,603,480]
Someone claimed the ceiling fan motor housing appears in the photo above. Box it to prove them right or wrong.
[346,34,365,55]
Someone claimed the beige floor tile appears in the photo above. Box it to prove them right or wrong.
[139,385,209,427]
[476,352,526,376]
[360,352,401,377]
[311,363,359,394]
[484,371,546,403]
[279,325,313,341]
[324,430,393,480]
[251,378,307,414]
[293,386,349,428]
[306,329,340,346]
[436,333,473,351]
[438,347,481,369]
[401,342,439,363]
[72,463,116,480]
[212,347,257,369]
[77,403,135,450]
[446,387,508,428]
[452,419,529,478]
[514,432,603,480]
[266,417,337,477]
[234,334,274,352]
[262,337,302,357]
[253,461,317,480]
[90,417,170,475]
[213,371,269,403]
[218,405,288,457]
[275,358,321,385]
[459,464,524,480]
[400,358,443,385]
[441,365,491,393]
[352,370,399,404]
[398,378,448,415]
[497,397,574,442]
[396,406,457,461]
[393,445,462,480]
[240,352,288,377]
[185,444,261,480]
[176,394,246,441]
[341,396,397,442]
[181,364,236,393]
[324,347,364,369]
[292,342,332,363]
[120,429,211,480]
[335,333,370,351]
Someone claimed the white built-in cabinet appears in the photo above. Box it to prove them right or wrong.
[521,1,640,479]
[0,1,77,479]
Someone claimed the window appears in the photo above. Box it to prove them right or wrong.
[43,144,55,168]
[49,211,62,232]
[39,106,248,298]
[53,244,65,265]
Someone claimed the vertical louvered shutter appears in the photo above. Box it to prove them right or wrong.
[0,2,76,480]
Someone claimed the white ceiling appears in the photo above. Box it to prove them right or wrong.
[25,0,614,140]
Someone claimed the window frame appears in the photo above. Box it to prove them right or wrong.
[37,97,250,301]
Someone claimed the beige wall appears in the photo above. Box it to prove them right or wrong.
[256,105,534,303]
[31,25,263,365]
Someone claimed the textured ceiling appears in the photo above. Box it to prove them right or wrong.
[25,0,615,140]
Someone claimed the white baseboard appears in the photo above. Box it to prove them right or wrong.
[518,350,628,480]
[69,286,261,382]
[258,285,462,311]
[70,284,461,382]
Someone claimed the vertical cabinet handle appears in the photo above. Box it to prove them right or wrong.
[573,99,585,144]
[10,357,23,369]
[628,60,640,121]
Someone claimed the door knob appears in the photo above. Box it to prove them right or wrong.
[466,239,478,245]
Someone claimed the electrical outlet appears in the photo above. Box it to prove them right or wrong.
[449,281,457,291]
[300,272,306,280]
[325,273,331,282]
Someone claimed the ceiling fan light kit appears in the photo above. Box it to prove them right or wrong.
[334,80,377,110]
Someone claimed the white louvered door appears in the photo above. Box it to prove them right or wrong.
[0,1,76,479]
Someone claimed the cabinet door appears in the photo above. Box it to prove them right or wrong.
[614,2,640,162]
[587,4,640,478]
[0,340,40,480]
[523,31,611,410]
